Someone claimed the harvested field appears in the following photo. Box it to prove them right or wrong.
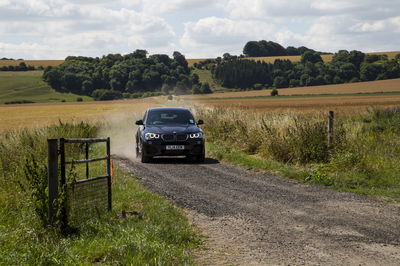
[187,94,400,111]
[0,60,64,67]
[0,97,161,132]
[182,78,400,99]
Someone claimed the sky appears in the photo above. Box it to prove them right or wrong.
[0,0,399,59]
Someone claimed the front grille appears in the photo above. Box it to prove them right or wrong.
[177,134,188,141]
[162,134,174,141]
[161,133,188,141]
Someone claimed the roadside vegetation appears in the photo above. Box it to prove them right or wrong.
[0,122,199,264]
[196,106,400,199]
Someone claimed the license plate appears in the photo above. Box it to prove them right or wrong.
[166,145,185,150]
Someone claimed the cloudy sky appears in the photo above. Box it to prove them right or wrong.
[1,0,399,59]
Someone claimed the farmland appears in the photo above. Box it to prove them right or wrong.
[183,78,400,98]
[180,78,400,111]
[0,97,160,132]
[186,51,400,66]
[2,51,395,68]
[0,59,63,67]
[0,71,92,104]
[187,94,400,111]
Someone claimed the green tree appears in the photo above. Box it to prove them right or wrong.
[360,63,383,81]
[301,51,323,64]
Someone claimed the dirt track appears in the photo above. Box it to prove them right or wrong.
[116,156,400,265]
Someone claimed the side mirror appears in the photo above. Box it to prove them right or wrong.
[197,119,204,125]
[135,120,143,125]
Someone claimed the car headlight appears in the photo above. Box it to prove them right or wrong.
[144,132,160,140]
[189,132,203,139]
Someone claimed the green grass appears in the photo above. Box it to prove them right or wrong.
[185,91,400,101]
[207,141,400,201]
[0,123,199,264]
[200,107,400,201]
[192,69,226,92]
[0,71,92,104]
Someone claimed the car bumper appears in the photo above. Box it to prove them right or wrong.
[142,139,205,157]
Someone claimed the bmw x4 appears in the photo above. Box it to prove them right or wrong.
[135,107,205,163]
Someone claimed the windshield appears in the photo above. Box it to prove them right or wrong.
[146,109,195,125]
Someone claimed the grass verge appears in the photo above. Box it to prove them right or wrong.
[206,141,400,201]
[200,107,400,201]
[0,123,199,264]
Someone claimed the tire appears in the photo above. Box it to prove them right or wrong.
[140,144,151,163]
[135,142,140,158]
[195,154,205,163]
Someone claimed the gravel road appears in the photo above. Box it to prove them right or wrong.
[116,156,400,265]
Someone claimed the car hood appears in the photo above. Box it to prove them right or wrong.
[144,124,201,134]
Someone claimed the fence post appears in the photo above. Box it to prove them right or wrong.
[328,111,334,149]
[47,139,58,225]
[59,138,67,228]
[106,137,112,211]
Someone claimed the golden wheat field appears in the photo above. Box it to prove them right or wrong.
[0,98,161,132]
[182,78,400,98]
[0,60,64,67]
[185,94,400,112]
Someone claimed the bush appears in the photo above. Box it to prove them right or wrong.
[91,89,123,101]
[5,100,35,104]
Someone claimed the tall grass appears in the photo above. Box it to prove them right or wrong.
[0,122,199,264]
[197,106,400,199]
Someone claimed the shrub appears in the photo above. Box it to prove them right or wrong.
[91,89,123,101]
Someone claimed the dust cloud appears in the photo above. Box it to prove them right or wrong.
[99,112,142,160]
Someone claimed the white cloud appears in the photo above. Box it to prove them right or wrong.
[0,0,400,59]
[142,0,218,15]
[0,0,176,59]
[180,17,276,57]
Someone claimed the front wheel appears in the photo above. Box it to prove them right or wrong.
[195,154,205,163]
[140,144,151,163]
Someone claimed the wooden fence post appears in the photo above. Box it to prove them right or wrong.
[106,137,112,211]
[328,111,334,149]
[47,139,58,225]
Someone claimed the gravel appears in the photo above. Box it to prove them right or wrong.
[116,156,400,265]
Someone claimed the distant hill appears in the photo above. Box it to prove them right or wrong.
[0,71,92,104]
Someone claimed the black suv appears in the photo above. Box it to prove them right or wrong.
[135,107,205,163]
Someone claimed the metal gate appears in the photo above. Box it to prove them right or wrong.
[48,137,111,226]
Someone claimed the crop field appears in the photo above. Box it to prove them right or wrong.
[183,78,400,99]
[0,71,92,104]
[0,97,161,132]
[0,59,64,67]
[188,94,400,111]
[186,51,399,66]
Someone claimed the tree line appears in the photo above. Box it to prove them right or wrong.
[0,62,36,71]
[43,50,211,100]
[208,50,400,90]
[243,40,329,57]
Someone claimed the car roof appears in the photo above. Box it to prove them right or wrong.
[147,107,190,112]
